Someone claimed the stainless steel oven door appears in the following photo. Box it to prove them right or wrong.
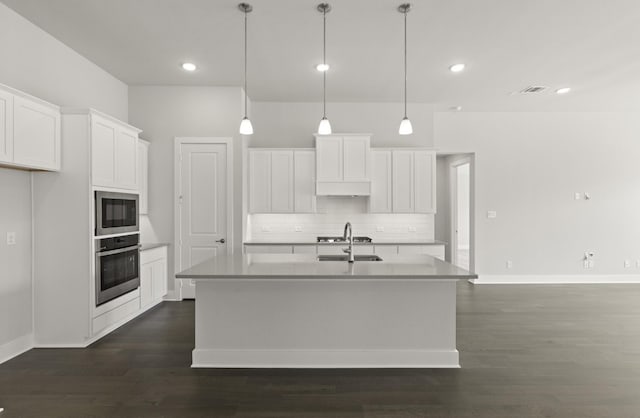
[95,244,140,306]
[95,191,139,236]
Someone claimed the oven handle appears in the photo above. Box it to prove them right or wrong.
[96,244,141,257]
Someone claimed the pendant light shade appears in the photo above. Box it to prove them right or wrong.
[239,117,254,135]
[399,117,413,135]
[318,117,332,135]
[317,3,332,135]
[398,3,412,136]
[238,3,253,135]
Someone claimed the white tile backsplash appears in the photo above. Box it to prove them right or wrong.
[248,212,434,241]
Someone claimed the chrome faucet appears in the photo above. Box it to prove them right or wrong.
[342,222,355,263]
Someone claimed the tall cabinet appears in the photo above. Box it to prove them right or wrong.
[33,109,143,347]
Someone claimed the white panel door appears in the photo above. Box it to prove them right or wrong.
[316,136,343,182]
[392,151,414,213]
[0,89,13,163]
[249,150,271,213]
[115,128,138,190]
[294,150,316,213]
[179,142,228,298]
[370,150,392,213]
[270,150,294,213]
[91,117,117,187]
[13,96,60,170]
[414,150,436,213]
[343,136,370,181]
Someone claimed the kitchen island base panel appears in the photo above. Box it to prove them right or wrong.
[193,279,458,368]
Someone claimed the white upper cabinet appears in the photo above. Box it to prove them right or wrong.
[0,84,60,171]
[315,134,371,196]
[249,149,316,214]
[392,149,436,214]
[91,112,140,190]
[294,150,316,213]
[369,150,392,213]
[138,139,150,214]
[270,150,294,213]
[0,89,13,164]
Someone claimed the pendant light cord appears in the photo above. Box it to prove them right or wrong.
[403,9,407,118]
[244,8,248,117]
[323,7,327,119]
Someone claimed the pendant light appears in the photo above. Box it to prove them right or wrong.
[239,3,254,135]
[317,3,332,135]
[398,3,413,135]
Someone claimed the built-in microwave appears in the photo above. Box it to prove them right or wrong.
[95,191,139,236]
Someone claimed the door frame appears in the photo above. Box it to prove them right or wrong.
[449,155,474,274]
[174,137,234,300]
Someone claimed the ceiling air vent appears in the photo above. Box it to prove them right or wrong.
[519,86,548,94]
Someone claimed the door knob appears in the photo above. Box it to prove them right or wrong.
[216,238,226,244]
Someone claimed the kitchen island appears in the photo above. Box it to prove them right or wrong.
[176,253,476,368]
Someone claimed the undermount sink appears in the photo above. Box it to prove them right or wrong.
[317,254,383,262]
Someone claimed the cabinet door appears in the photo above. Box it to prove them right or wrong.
[115,128,138,190]
[140,263,153,309]
[414,150,436,213]
[343,136,370,181]
[270,151,294,213]
[91,117,117,187]
[138,140,149,214]
[294,150,316,213]
[293,245,317,254]
[151,258,167,301]
[13,96,60,170]
[249,150,271,213]
[370,150,392,213]
[0,90,13,163]
[392,151,414,213]
[316,136,343,182]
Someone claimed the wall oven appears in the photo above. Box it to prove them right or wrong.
[95,234,140,306]
[95,191,139,236]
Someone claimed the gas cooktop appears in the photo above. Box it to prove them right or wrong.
[317,236,373,243]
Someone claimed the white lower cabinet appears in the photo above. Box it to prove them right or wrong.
[293,245,317,254]
[140,246,168,309]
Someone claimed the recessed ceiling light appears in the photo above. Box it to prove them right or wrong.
[449,63,465,73]
[316,63,330,72]
[556,87,571,95]
[181,62,197,72]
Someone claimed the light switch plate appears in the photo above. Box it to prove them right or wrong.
[376,226,385,232]
[487,211,497,219]
[6,232,16,245]
[295,225,302,232]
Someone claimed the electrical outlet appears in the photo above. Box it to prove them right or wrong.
[574,192,582,200]
[588,260,595,268]
[295,225,302,232]
[624,260,631,268]
[376,226,385,232]
[583,260,589,269]
[6,232,16,245]
[487,211,497,219]
[506,260,513,269]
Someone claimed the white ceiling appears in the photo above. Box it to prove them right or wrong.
[4,0,640,110]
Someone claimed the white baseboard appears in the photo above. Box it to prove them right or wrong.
[192,348,460,369]
[163,289,181,301]
[475,274,640,284]
[0,333,34,365]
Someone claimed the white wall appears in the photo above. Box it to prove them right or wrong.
[0,3,128,121]
[250,102,434,148]
[128,86,244,292]
[0,3,128,352]
[435,112,640,278]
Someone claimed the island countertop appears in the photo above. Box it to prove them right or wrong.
[176,253,476,280]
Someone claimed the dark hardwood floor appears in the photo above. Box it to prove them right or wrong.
[1,283,640,417]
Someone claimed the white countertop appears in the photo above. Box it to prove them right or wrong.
[140,243,170,251]
[176,254,475,280]
[243,240,446,246]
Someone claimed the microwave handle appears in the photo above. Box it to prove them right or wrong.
[97,244,141,257]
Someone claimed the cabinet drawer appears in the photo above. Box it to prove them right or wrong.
[92,297,140,335]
